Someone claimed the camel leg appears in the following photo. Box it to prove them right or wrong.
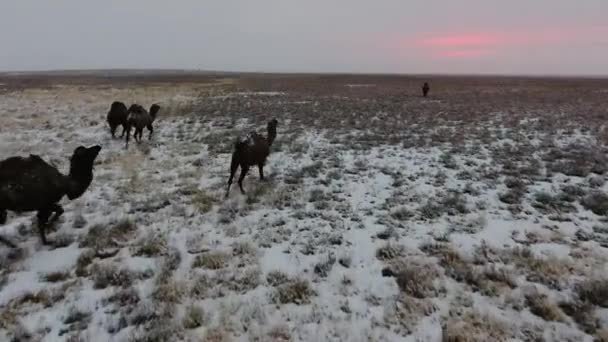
[49,204,64,223]
[120,125,127,138]
[147,123,153,140]
[226,153,239,197]
[238,166,250,194]
[36,209,52,245]
[258,164,265,180]
[110,125,117,138]
[125,125,132,148]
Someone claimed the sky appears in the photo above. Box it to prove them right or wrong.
[1,0,607,75]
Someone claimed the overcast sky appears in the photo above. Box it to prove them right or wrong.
[1,0,607,75]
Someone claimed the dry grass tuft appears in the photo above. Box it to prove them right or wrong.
[442,309,509,342]
[394,262,439,299]
[273,279,313,304]
[376,243,405,261]
[182,304,206,329]
[575,278,608,308]
[80,219,137,251]
[192,251,230,270]
[41,270,71,283]
[525,292,564,322]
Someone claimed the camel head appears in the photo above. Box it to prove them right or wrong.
[70,145,102,173]
[149,104,161,119]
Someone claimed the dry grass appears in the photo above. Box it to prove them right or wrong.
[385,294,437,335]
[376,243,406,261]
[41,270,71,283]
[525,292,564,322]
[575,278,608,308]
[273,279,313,304]
[182,304,206,329]
[192,251,230,270]
[80,219,137,251]
[394,262,439,299]
[442,309,509,342]
[501,247,574,290]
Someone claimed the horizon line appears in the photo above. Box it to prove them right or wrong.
[1,68,607,80]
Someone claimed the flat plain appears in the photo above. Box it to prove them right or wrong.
[1,72,608,341]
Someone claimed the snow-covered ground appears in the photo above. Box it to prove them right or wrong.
[1,79,608,342]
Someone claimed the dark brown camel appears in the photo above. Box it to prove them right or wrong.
[226,119,278,197]
[125,104,160,148]
[422,82,430,97]
[107,101,128,138]
[0,145,101,246]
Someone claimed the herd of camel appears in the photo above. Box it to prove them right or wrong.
[0,81,433,248]
[0,101,279,248]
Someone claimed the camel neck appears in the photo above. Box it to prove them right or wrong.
[67,165,94,200]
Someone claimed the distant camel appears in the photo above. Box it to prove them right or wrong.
[422,82,430,97]
[0,145,102,246]
[125,104,160,148]
[107,101,128,138]
[226,119,278,196]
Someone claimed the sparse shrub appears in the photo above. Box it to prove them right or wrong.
[442,309,508,342]
[104,287,140,308]
[192,251,229,270]
[308,188,327,202]
[274,279,313,304]
[91,264,135,289]
[559,299,597,334]
[152,279,185,303]
[218,201,239,224]
[183,305,205,329]
[41,270,70,283]
[266,271,289,287]
[419,201,443,220]
[385,294,436,335]
[267,325,291,341]
[64,307,92,325]
[499,189,524,205]
[314,254,336,278]
[582,192,608,215]
[504,177,526,190]
[395,263,438,298]
[390,207,413,221]
[525,292,564,321]
[441,192,469,215]
[377,227,396,240]
[376,243,405,261]
[439,152,458,169]
[133,233,167,257]
[589,176,605,188]
[192,189,215,213]
[575,278,608,308]
[191,274,212,299]
[75,249,95,277]
[502,247,572,290]
[246,183,272,204]
[80,219,137,250]
[533,191,576,214]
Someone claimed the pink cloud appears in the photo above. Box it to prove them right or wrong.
[440,50,493,58]
[418,34,500,47]
[408,25,608,59]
